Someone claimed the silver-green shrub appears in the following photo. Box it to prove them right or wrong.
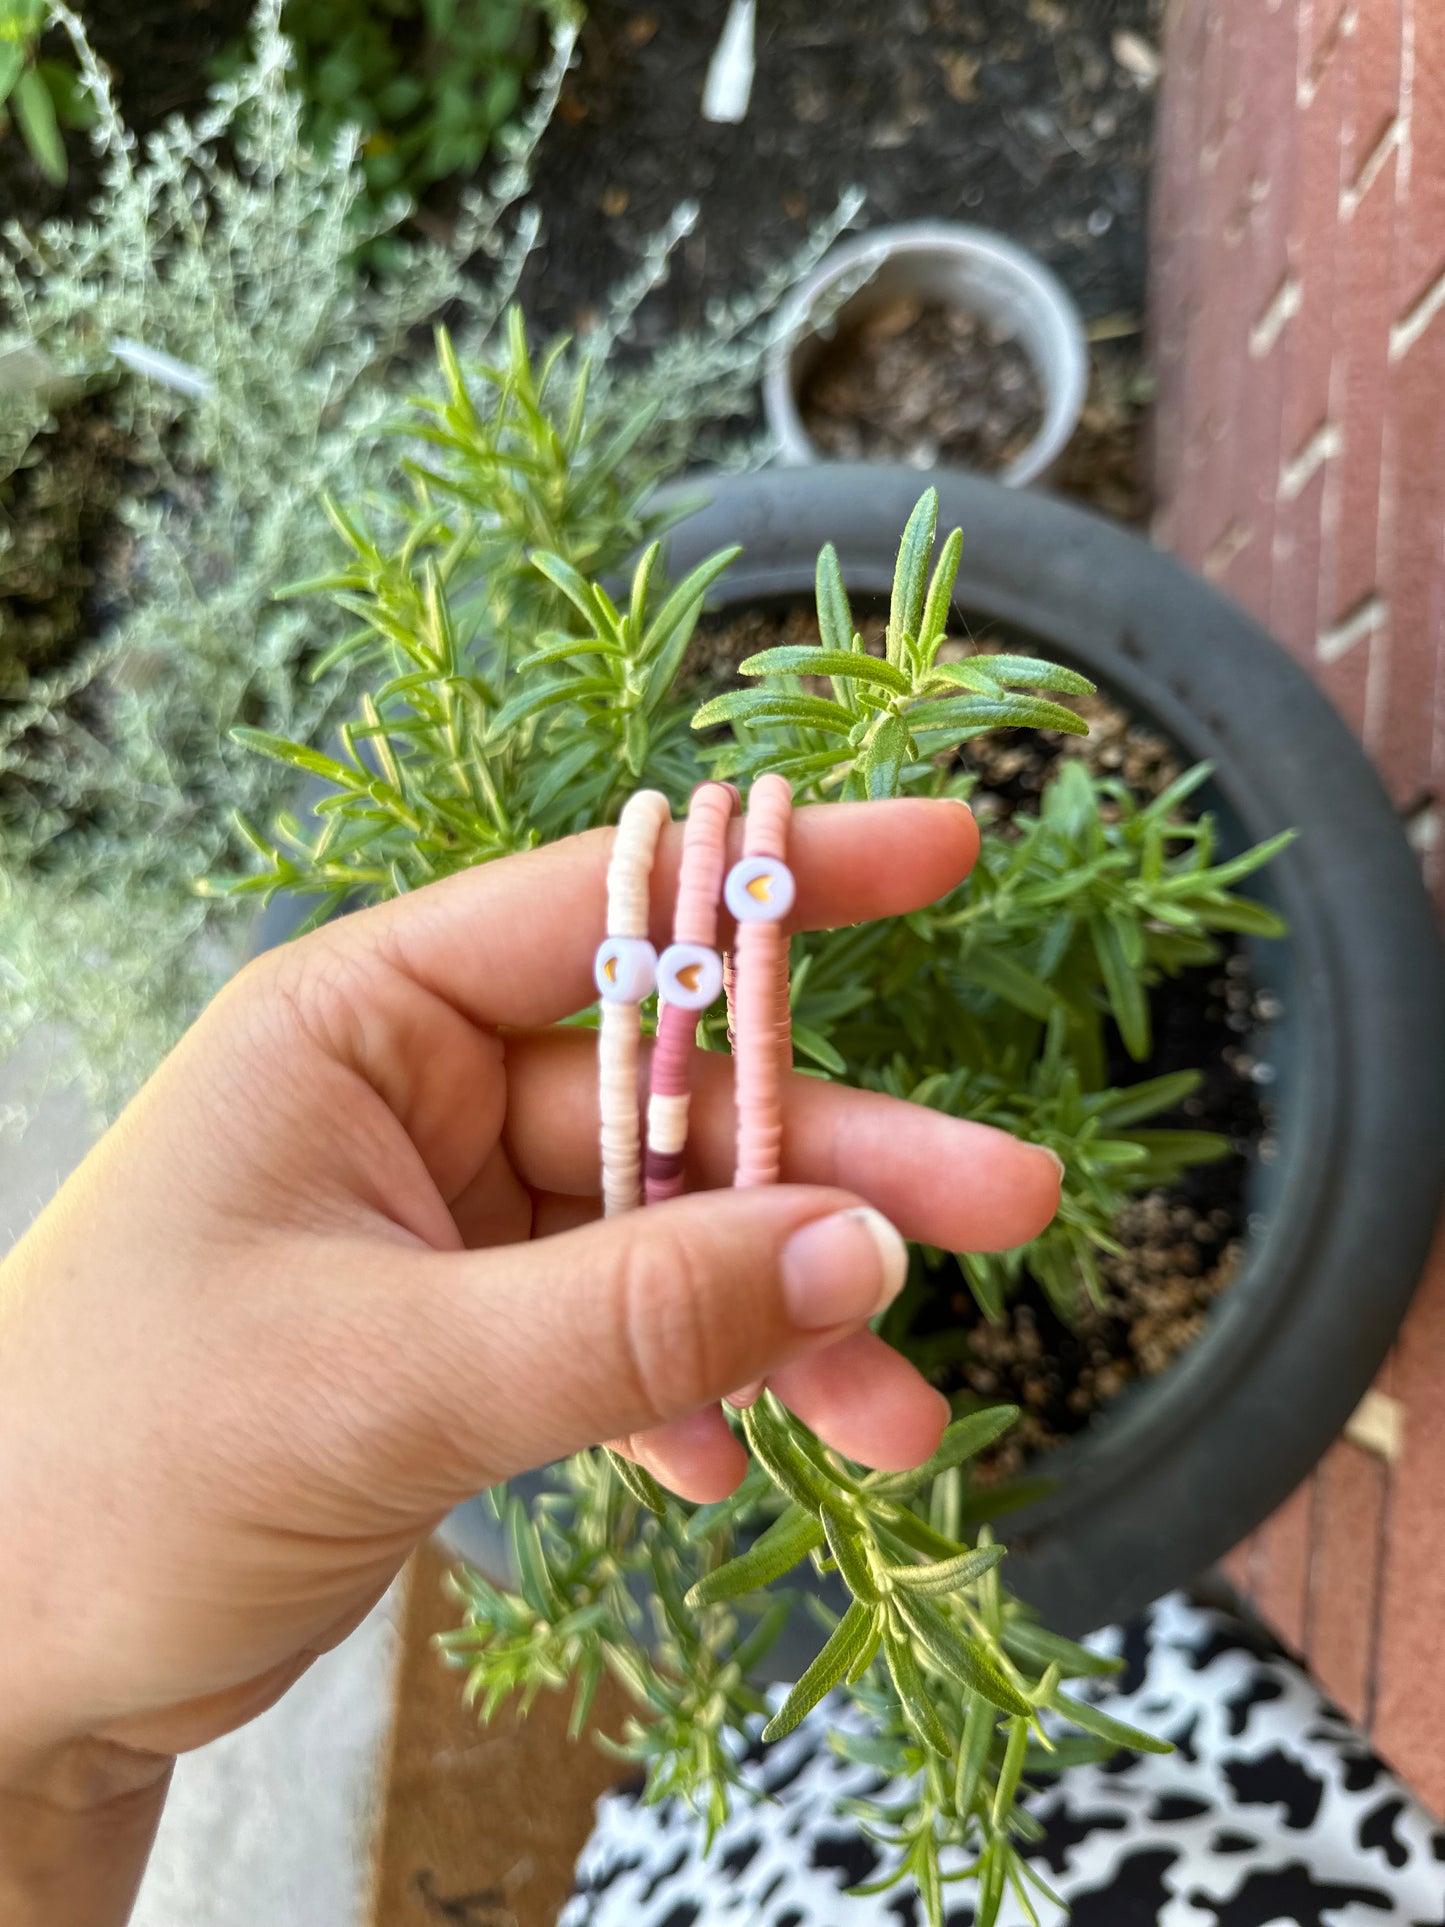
[0,1,858,1113]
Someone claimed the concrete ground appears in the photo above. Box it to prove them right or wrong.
[131,1585,402,1927]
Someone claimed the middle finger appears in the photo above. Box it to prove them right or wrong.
[495,1027,1060,1254]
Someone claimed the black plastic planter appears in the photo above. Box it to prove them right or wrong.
[649,462,1445,1635]
[254,463,1445,1641]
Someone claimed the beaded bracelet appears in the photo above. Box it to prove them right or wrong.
[594,789,671,1217]
[725,773,796,1189]
[645,781,738,1204]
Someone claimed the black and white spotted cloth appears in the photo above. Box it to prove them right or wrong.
[562,1592,1445,1926]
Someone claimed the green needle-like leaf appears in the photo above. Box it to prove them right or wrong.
[889,1542,1005,1597]
[883,1618,952,1754]
[867,1406,1022,1497]
[954,1690,997,1816]
[893,1594,1034,1716]
[916,525,963,667]
[1000,1617,1124,1679]
[791,1023,848,1074]
[738,645,911,695]
[887,488,938,666]
[860,713,914,799]
[491,674,616,734]
[821,1505,880,1600]
[1090,910,1151,1060]
[991,1713,1032,1827]
[639,548,742,658]
[815,541,855,655]
[740,1401,833,1512]
[962,652,1096,694]
[690,689,855,734]
[1053,1688,1175,1755]
[508,1500,565,1618]
[530,548,599,627]
[685,1505,824,1606]
[907,692,1090,737]
[763,1600,877,1741]
[604,1447,665,1515]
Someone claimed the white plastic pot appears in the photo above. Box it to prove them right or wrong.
[763,221,1089,488]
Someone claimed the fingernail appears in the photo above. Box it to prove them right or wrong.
[1032,1143,1066,1180]
[781,1207,909,1330]
[939,795,974,814]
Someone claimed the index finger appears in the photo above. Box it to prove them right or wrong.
[311,797,978,1031]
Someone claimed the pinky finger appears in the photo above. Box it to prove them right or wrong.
[769,1329,948,1473]
[613,1406,749,1504]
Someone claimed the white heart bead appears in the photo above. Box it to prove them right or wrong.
[658,941,724,1011]
[594,935,658,1003]
[725,854,796,924]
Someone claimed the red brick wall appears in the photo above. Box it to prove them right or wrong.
[1151,0,1445,1810]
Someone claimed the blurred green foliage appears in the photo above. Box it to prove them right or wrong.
[0,0,91,184]
[220,0,580,219]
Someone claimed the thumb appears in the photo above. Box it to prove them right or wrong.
[390,1187,908,1493]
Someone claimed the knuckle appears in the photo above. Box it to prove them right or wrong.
[232,929,378,1065]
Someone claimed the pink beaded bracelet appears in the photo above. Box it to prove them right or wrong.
[594,789,671,1217]
[645,781,739,1204]
[725,773,796,1189]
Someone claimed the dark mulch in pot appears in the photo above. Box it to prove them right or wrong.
[684,598,1274,1470]
[797,296,1046,472]
[517,0,1162,344]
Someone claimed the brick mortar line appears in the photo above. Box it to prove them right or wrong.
[1251,274,1302,356]
[1279,421,1342,501]
[1397,0,1417,201]
[1203,520,1254,579]
[1341,118,1403,217]
[1298,0,1357,107]
[1318,592,1387,662]
[1362,607,1389,749]
[1392,270,1445,361]
[1319,66,1358,648]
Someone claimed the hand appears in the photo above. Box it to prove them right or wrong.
[0,799,1058,1921]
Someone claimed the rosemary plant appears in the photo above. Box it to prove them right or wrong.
[225,331,1289,1918]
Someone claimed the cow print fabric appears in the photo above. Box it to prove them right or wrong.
[561,1592,1445,1925]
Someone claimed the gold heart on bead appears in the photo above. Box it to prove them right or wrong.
[594,935,658,1004]
[726,854,796,925]
[658,941,723,1011]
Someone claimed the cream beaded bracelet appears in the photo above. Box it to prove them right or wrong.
[594,788,671,1217]
[725,773,796,1189]
[645,780,738,1205]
